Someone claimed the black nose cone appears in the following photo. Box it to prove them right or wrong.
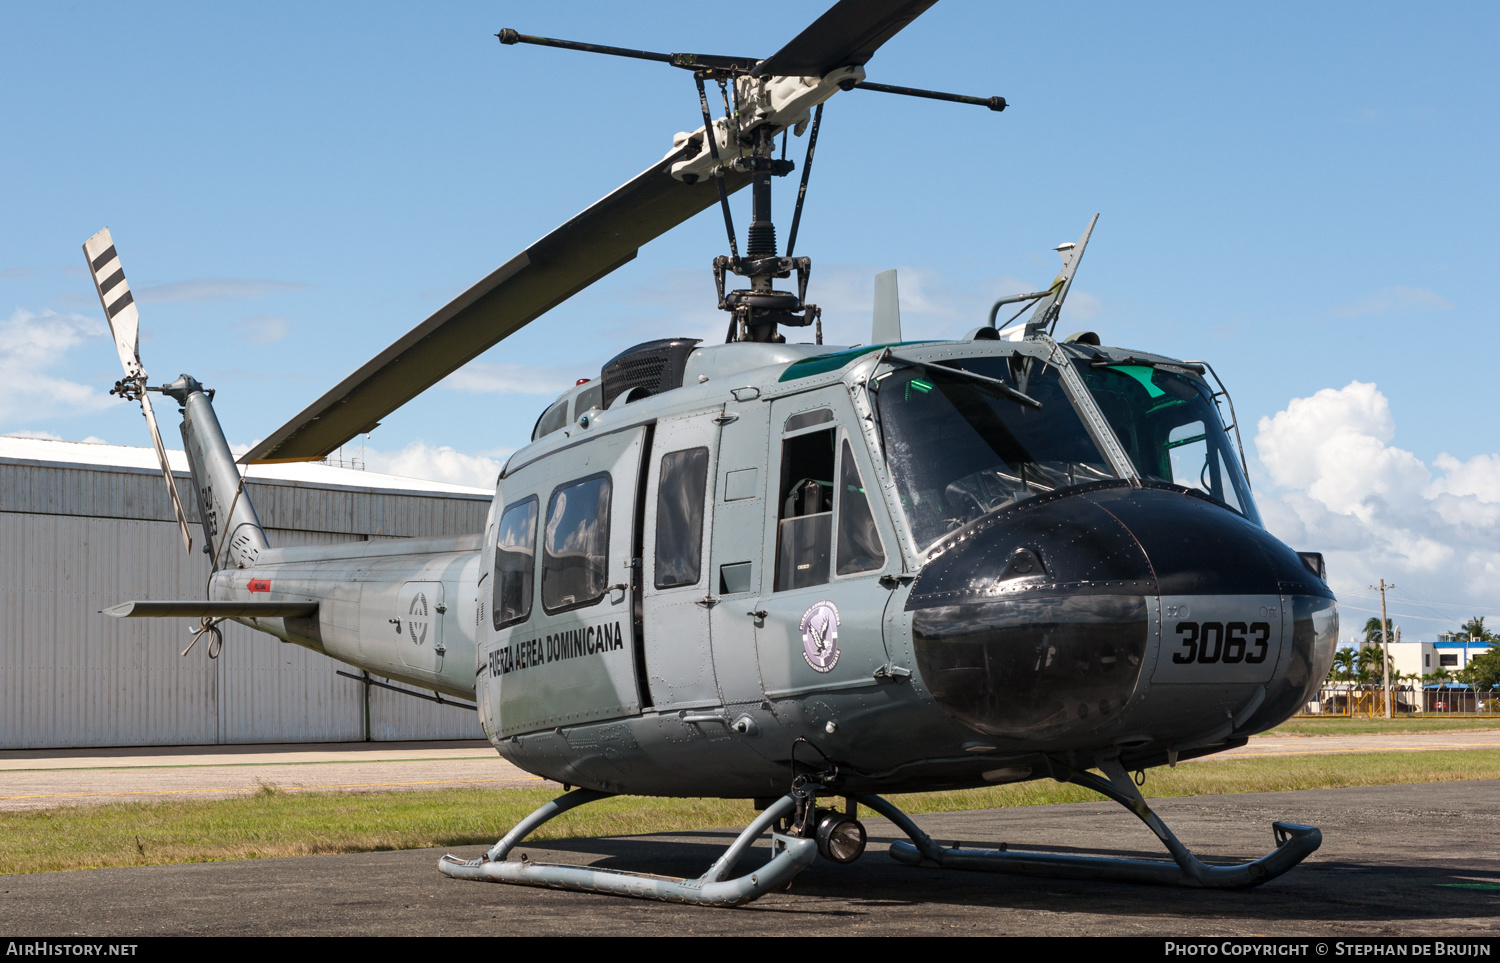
[904,482,1330,742]
[1083,484,1326,597]
[905,484,1156,740]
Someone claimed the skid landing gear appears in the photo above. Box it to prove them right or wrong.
[438,788,817,907]
[863,757,1321,889]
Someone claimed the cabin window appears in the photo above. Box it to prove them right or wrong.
[654,447,709,589]
[775,427,835,590]
[533,398,570,440]
[836,438,885,576]
[878,359,1115,550]
[492,496,538,629]
[784,408,833,433]
[574,382,604,418]
[1079,363,1259,524]
[542,473,612,613]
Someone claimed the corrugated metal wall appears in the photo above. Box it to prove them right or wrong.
[0,460,490,749]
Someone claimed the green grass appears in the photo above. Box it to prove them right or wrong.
[1271,716,1500,736]
[4,749,1500,877]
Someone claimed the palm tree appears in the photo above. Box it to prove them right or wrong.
[1459,616,1490,642]
[1330,647,1356,682]
[1363,616,1394,647]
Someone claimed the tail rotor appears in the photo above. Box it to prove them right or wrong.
[84,228,195,555]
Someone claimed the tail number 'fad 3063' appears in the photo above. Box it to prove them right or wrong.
[1152,596,1285,684]
[1171,621,1271,665]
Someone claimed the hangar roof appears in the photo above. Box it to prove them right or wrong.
[0,435,491,497]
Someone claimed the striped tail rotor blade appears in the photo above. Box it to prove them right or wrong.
[81,228,194,554]
[82,228,145,381]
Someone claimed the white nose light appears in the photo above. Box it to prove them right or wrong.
[814,812,867,864]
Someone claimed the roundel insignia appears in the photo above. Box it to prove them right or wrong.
[408,592,429,646]
[799,600,841,674]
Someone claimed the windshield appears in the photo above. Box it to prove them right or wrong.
[1079,363,1260,525]
[877,355,1116,549]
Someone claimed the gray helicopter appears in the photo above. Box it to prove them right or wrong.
[93,0,1337,907]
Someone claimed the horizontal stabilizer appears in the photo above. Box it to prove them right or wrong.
[102,600,319,619]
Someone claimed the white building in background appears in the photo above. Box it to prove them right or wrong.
[1382,640,1492,679]
[1386,641,1436,680]
[0,436,492,750]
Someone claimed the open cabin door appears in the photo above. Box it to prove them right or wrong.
[486,426,647,738]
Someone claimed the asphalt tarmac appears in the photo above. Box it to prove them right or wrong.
[3,780,1497,937]
[4,730,1497,811]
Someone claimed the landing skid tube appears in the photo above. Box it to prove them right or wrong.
[438,788,817,906]
[865,758,1321,889]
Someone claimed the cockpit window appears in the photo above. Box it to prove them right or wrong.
[877,356,1115,550]
[1079,363,1260,525]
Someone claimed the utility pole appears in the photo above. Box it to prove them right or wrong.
[1370,579,1395,719]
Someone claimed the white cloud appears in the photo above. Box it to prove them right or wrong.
[1,266,34,281]
[1328,286,1453,318]
[444,361,582,396]
[358,440,510,489]
[230,315,290,344]
[1254,381,1500,626]
[136,278,310,303]
[0,308,116,424]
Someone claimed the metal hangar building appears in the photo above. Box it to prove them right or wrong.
[0,436,491,749]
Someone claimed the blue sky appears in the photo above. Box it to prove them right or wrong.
[3,1,1498,633]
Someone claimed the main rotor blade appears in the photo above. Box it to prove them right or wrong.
[241,148,750,465]
[752,0,937,78]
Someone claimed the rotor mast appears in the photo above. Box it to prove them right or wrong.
[496,20,1006,344]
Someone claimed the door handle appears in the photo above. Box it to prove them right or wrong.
[746,609,768,620]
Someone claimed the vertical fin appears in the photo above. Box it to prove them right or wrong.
[162,375,271,570]
[872,268,902,344]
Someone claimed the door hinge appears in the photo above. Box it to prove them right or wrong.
[873,662,912,682]
[695,595,720,608]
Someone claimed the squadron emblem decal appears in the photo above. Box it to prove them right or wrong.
[799,600,841,673]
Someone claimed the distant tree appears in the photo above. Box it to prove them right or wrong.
[1363,617,1394,647]
[1457,616,1496,643]
[1329,648,1356,682]
[1459,646,1500,690]
[1355,646,1394,684]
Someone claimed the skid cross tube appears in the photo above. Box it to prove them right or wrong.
[439,789,817,906]
[859,758,1320,889]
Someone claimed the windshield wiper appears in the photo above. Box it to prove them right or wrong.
[885,352,1042,409]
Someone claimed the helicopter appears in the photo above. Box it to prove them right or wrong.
[93,0,1337,907]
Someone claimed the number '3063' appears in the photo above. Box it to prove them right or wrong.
[1171,621,1270,664]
